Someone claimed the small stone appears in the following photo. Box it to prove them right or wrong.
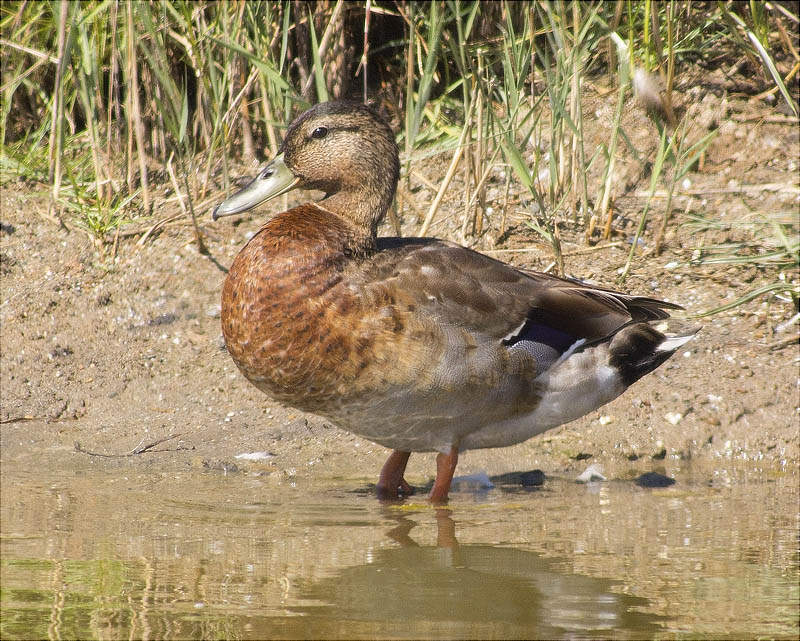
[518,470,545,486]
[451,471,494,491]
[576,464,606,483]
[490,470,545,487]
[234,451,276,461]
[635,472,675,488]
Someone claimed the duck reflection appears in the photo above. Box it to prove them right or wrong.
[289,508,664,639]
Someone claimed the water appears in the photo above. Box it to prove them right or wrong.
[1,466,797,640]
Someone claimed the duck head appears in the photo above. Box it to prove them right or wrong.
[213,101,400,238]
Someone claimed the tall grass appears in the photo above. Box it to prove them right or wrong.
[1,1,797,311]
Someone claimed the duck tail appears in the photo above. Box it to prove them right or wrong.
[609,322,699,386]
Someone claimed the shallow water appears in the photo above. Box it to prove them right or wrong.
[1,465,797,640]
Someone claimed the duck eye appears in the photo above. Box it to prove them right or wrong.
[310,126,328,139]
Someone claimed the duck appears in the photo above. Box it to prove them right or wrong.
[212,100,696,503]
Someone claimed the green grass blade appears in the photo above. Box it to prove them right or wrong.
[694,282,798,317]
[745,26,798,117]
[307,10,328,103]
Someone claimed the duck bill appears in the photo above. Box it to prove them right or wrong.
[212,153,300,220]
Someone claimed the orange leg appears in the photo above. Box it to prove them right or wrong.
[376,450,412,499]
[429,447,459,504]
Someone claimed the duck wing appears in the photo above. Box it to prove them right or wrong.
[369,237,680,350]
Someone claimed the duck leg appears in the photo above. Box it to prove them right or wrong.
[376,450,412,499]
[429,447,459,504]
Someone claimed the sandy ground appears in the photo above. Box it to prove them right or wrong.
[1,85,798,493]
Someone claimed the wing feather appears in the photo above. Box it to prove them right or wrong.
[364,238,680,344]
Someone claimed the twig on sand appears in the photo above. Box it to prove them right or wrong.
[484,241,624,256]
[0,416,37,424]
[768,334,799,351]
[74,433,186,457]
[630,182,799,198]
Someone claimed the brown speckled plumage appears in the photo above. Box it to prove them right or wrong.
[214,100,697,502]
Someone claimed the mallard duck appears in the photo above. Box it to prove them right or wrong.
[213,100,696,503]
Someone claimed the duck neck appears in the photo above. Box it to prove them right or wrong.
[320,183,395,241]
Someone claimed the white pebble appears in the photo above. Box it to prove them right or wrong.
[234,451,275,461]
[576,464,606,483]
